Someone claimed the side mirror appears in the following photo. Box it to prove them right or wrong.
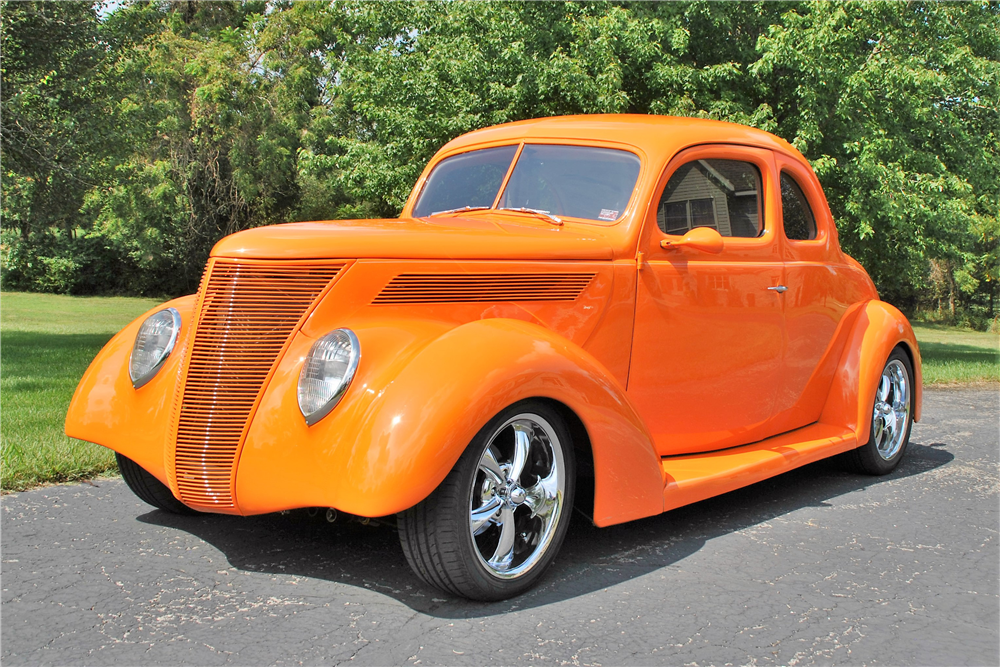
[660,227,724,254]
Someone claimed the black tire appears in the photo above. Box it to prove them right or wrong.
[843,347,915,475]
[116,453,200,514]
[398,400,576,600]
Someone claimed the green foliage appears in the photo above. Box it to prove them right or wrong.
[1,1,997,317]
[1,1,115,292]
[752,2,1000,308]
[82,0,327,294]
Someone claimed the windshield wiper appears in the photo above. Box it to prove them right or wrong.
[428,205,564,226]
[498,207,563,226]
[428,206,490,217]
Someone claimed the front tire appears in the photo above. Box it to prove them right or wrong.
[116,453,199,515]
[398,401,576,600]
[845,347,914,475]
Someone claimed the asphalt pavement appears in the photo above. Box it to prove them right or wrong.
[3,388,998,666]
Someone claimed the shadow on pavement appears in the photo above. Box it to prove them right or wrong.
[138,441,953,618]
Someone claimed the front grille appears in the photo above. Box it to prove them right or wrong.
[173,259,345,510]
[372,273,596,304]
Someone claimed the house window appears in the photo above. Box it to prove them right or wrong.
[690,198,716,229]
[662,202,688,235]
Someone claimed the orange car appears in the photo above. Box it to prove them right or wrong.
[66,115,921,600]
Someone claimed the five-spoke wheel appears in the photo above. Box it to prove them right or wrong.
[872,358,911,461]
[398,401,575,600]
[469,415,565,579]
[845,347,915,475]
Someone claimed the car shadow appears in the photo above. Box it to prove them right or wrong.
[915,340,999,366]
[138,441,953,618]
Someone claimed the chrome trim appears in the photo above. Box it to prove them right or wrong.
[428,205,490,217]
[498,207,563,225]
[298,328,361,426]
[129,307,181,389]
[872,359,911,460]
[469,413,565,580]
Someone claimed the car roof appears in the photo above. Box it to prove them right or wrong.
[440,114,805,165]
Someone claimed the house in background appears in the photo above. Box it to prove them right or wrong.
[657,159,762,238]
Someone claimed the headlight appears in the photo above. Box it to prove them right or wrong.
[297,329,360,425]
[129,308,181,388]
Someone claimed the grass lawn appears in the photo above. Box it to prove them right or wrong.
[1,292,997,492]
[912,322,1000,385]
[1,292,163,491]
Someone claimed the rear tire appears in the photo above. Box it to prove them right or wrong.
[398,401,575,600]
[844,347,914,475]
[116,453,199,515]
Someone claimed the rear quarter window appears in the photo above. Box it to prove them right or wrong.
[780,172,818,241]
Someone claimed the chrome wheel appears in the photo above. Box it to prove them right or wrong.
[469,414,565,579]
[398,401,575,600]
[872,359,911,461]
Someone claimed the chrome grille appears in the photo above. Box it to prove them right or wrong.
[173,259,344,510]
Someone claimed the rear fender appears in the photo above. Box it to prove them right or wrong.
[820,300,923,440]
[235,318,664,526]
[64,295,198,485]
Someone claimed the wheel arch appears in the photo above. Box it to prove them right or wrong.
[64,294,199,486]
[894,339,919,385]
[820,300,923,441]
[533,397,596,521]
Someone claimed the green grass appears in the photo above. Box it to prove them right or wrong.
[1,292,164,491]
[913,322,1000,386]
[1,292,996,492]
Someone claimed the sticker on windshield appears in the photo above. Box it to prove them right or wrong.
[598,209,619,221]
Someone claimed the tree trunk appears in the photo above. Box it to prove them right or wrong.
[947,271,957,318]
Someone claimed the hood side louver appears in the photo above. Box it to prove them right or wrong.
[372,273,596,305]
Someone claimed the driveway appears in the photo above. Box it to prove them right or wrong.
[3,388,997,665]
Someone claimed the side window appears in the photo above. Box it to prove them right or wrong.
[780,172,817,240]
[657,159,763,238]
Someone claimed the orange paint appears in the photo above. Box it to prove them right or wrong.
[65,115,922,527]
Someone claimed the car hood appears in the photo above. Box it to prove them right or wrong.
[210,215,614,261]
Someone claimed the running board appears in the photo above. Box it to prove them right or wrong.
[662,422,858,512]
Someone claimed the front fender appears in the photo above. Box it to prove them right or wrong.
[64,295,197,485]
[235,318,664,526]
[820,300,923,440]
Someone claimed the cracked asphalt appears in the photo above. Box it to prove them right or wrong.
[3,388,997,666]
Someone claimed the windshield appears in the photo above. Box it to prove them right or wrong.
[411,145,517,217]
[498,145,640,222]
[413,144,641,222]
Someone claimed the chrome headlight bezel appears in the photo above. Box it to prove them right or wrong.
[129,307,181,389]
[297,328,361,426]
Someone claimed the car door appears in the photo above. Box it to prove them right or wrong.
[627,145,785,457]
[769,152,859,433]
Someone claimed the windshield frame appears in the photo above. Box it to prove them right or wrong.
[409,139,646,226]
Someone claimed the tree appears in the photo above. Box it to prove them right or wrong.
[1,1,113,292]
[84,0,327,294]
[751,1,1000,309]
[2,1,996,321]
[302,0,998,316]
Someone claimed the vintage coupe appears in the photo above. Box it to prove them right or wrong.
[66,115,921,600]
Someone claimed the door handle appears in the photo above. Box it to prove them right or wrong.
[767,285,788,293]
